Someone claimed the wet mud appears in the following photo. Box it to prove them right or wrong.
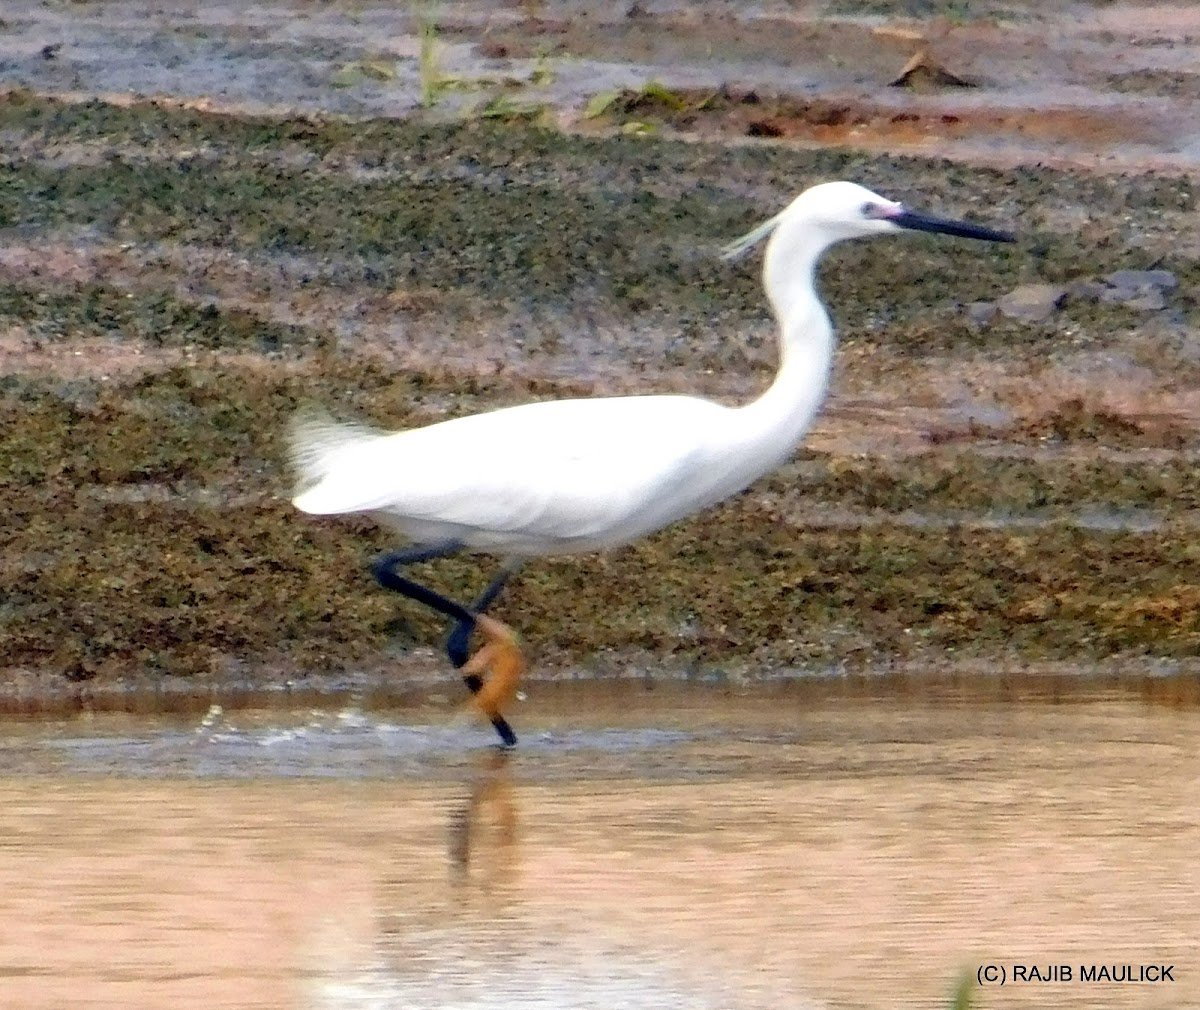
[3,2,1200,703]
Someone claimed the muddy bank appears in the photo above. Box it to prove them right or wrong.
[4,4,1200,704]
[8,0,1200,172]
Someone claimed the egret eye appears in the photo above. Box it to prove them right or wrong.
[861,201,883,219]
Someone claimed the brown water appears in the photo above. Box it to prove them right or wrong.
[0,688,1196,1010]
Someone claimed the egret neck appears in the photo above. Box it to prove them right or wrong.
[727,226,836,473]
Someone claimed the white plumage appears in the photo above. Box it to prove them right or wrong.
[293,396,733,552]
[291,181,1012,558]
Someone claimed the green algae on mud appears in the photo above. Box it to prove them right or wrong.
[7,466,1200,684]
[6,361,1200,512]
[4,92,1200,695]
[0,280,323,353]
[4,92,1199,351]
[5,360,1200,687]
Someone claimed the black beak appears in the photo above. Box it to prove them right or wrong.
[890,208,1015,243]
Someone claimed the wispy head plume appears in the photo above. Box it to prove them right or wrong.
[720,211,784,262]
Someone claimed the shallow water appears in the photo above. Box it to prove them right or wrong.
[0,687,1196,1010]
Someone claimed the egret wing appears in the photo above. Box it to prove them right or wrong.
[291,396,727,542]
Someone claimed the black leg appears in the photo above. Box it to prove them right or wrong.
[371,544,518,747]
[446,567,517,669]
[371,542,473,625]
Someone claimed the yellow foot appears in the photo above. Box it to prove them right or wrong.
[461,615,525,723]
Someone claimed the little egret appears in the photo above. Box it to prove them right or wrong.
[290,180,1014,745]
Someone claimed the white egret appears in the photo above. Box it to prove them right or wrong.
[290,180,1014,744]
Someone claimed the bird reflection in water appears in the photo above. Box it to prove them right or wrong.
[448,748,518,891]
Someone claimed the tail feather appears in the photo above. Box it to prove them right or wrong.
[288,408,386,503]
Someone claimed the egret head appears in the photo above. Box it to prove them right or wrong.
[721,180,1014,261]
[721,180,1013,324]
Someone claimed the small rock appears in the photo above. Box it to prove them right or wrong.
[1103,269,1177,292]
[476,40,509,60]
[1100,285,1167,310]
[1100,285,1139,304]
[889,49,976,90]
[746,119,785,138]
[1067,280,1107,303]
[1122,289,1168,312]
[965,301,998,327]
[996,284,1067,322]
